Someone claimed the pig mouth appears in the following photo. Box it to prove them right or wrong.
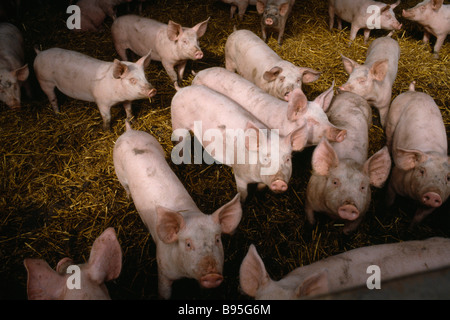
[200,273,223,288]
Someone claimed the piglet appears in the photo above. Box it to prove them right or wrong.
[305,92,391,234]
[171,85,308,202]
[33,47,156,130]
[329,0,402,44]
[192,67,346,148]
[225,29,320,101]
[256,0,295,45]
[0,22,29,109]
[113,123,242,299]
[402,0,450,59]
[24,228,122,300]
[339,36,400,127]
[240,237,450,299]
[75,0,132,32]
[111,15,209,88]
[385,82,449,226]
[221,0,258,20]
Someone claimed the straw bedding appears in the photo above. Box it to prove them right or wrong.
[0,0,448,299]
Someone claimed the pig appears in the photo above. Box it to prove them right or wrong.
[113,122,242,299]
[240,237,450,299]
[24,228,122,300]
[256,0,295,45]
[402,0,450,59]
[171,85,308,202]
[328,0,402,44]
[0,23,29,109]
[33,47,156,130]
[191,67,347,148]
[111,15,210,88]
[225,29,321,101]
[385,82,449,226]
[221,0,258,20]
[305,92,391,234]
[339,36,400,127]
[74,0,132,32]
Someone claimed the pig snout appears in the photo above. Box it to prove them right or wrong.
[422,192,442,208]
[265,18,274,26]
[194,50,204,60]
[338,203,360,221]
[147,87,157,98]
[394,23,402,31]
[270,180,288,193]
[200,273,224,288]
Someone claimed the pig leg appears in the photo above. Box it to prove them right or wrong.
[97,103,112,130]
[225,56,237,73]
[176,61,187,84]
[304,199,316,226]
[162,60,179,86]
[337,18,342,30]
[432,36,446,59]
[348,24,360,45]
[363,29,371,44]
[158,268,173,300]
[422,31,430,44]
[39,80,60,113]
[123,101,133,122]
[328,5,335,30]
[237,3,248,21]
[114,43,129,61]
[385,177,397,208]
[277,27,285,46]
[230,5,237,19]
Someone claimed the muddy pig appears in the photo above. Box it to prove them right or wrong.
[402,0,450,59]
[33,47,156,130]
[0,22,29,109]
[74,0,132,32]
[192,67,346,148]
[305,92,391,234]
[111,15,209,88]
[171,85,308,202]
[225,29,320,101]
[339,36,400,127]
[256,0,295,45]
[113,123,242,299]
[240,237,450,299]
[385,82,449,226]
[329,0,402,44]
[24,228,122,300]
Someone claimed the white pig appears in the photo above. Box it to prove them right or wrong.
[113,123,242,299]
[24,228,122,300]
[111,15,209,88]
[33,47,156,130]
[385,82,449,226]
[328,0,402,44]
[256,0,296,46]
[75,0,132,32]
[171,85,308,202]
[402,0,450,59]
[305,92,391,234]
[339,36,400,127]
[221,0,258,20]
[0,22,29,109]
[240,238,450,299]
[192,67,347,148]
[225,29,321,101]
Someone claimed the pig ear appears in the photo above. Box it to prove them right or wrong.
[212,194,242,234]
[245,121,264,151]
[24,258,66,300]
[156,206,186,244]
[167,20,183,41]
[295,269,329,298]
[431,0,443,10]
[370,59,388,82]
[395,148,429,171]
[256,0,266,14]
[299,67,321,84]
[279,2,290,16]
[380,4,391,14]
[13,64,29,82]
[113,59,129,79]
[287,89,308,121]
[311,139,339,176]
[286,124,308,152]
[239,245,271,298]
[314,81,335,112]
[263,66,283,82]
[193,17,210,38]
[391,0,401,10]
[136,50,152,69]
[341,55,359,74]
[86,228,122,284]
[363,146,392,188]
[55,257,74,274]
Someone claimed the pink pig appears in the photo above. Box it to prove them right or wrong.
[24,228,122,300]
[74,0,132,32]
[221,0,258,20]
[402,0,450,59]
[113,123,242,299]
[385,82,449,226]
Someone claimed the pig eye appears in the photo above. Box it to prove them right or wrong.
[446,174,450,183]
[358,77,367,84]
[332,178,340,187]
[129,78,137,85]
[279,76,285,83]
[418,168,425,176]
[215,235,221,246]
[185,239,193,251]
[360,184,367,192]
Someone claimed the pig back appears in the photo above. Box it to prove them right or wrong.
[0,23,25,69]
[114,128,199,235]
[387,91,447,155]
[326,92,371,163]
[366,37,400,83]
